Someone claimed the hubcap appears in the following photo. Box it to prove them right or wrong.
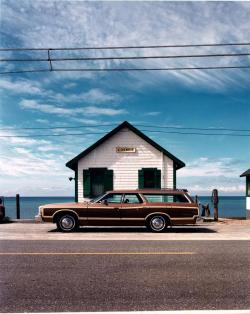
[151,216,165,231]
[61,216,74,230]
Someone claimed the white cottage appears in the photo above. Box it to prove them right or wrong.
[240,169,250,219]
[66,121,185,202]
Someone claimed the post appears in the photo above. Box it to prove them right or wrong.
[195,195,198,204]
[16,194,20,219]
[0,197,5,221]
[211,189,219,221]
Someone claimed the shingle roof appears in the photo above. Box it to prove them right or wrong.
[240,169,250,177]
[66,121,185,171]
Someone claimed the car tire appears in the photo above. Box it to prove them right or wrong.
[147,215,168,232]
[56,214,78,232]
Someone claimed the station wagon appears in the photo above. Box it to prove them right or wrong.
[37,189,199,232]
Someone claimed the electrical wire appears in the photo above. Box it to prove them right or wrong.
[1,129,250,138]
[1,65,250,75]
[1,52,250,62]
[0,123,250,132]
[1,42,250,51]
[0,124,116,131]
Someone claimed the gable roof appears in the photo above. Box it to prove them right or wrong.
[240,169,250,177]
[66,121,185,171]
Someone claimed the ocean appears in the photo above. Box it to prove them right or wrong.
[0,196,246,219]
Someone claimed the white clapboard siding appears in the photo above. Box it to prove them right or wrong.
[77,127,174,202]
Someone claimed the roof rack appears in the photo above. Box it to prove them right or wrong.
[163,188,188,192]
[135,188,188,192]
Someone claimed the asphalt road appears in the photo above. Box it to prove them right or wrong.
[0,240,250,312]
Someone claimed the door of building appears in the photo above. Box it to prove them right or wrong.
[91,168,105,197]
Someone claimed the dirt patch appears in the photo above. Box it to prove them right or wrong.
[218,218,250,225]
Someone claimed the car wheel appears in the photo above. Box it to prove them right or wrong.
[148,215,168,232]
[56,214,78,232]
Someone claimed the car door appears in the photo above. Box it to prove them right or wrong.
[120,193,145,222]
[87,193,122,225]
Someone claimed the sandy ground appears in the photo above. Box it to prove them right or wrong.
[0,219,250,240]
[217,218,250,225]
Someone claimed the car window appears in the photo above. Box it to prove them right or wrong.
[143,194,189,203]
[143,194,170,203]
[123,194,142,204]
[101,193,123,204]
[174,194,189,203]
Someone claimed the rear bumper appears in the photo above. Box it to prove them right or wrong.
[172,215,198,225]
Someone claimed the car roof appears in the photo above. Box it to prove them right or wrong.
[106,189,188,194]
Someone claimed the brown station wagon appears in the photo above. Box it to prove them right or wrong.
[37,189,199,232]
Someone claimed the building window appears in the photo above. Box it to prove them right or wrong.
[83,168,113,198]
[138,168,161,189]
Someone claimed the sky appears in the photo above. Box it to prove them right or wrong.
[0,0,250,197]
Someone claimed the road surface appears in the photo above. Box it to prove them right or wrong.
[0,240,249,312]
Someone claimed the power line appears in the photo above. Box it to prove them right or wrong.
[2,52,250,62]
[1,42,250,51]
[137,125,250,132]
[0,124,116,131]
[1,65,250,75]
[140,129,250,136]
[1,123,250,132]
[1,129,250,138]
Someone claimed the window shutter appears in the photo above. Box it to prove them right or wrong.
[83,169,91,197]
[75,168,78,202]
[155,169,161,188]
[247,177,250,197]
[104,169,113,192]
[138,169,144,188]
[173,166,176,189]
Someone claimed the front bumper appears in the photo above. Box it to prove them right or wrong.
[35,214,43,223]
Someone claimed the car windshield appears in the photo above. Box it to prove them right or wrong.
[89,195,105,203]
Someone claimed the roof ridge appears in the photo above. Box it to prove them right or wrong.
[66,120,185,170]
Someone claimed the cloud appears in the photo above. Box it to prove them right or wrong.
[0,77,121,105]
[20,99,72,115]
[177,157,248,195]
[36,118,49,124]
[181,182,245,195]
[144,111,161,116]
[0,128,79,196]
[0,129,51,146]
[1,2,250,89]
[71,118,101,125]
[83,106,127,116]
[20,99,127,116]
[49,88,121,104]
[78,89,120,104]
[37,145,59,152]
[178,157,245,178]
[63,82,77,89]
[0,79,42,95]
